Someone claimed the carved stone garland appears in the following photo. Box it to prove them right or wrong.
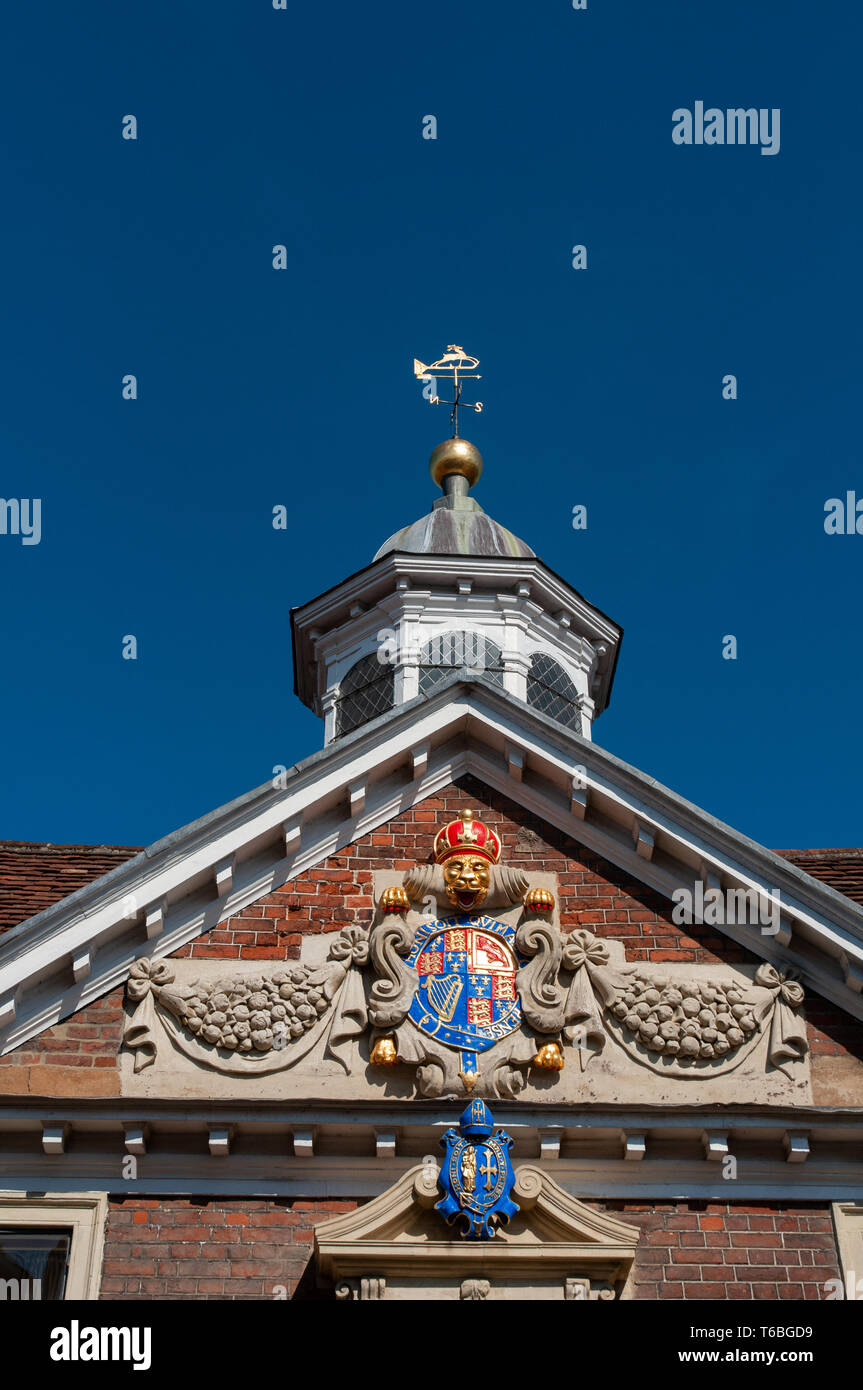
[560,931,808,1079]
[123,925,369,1076]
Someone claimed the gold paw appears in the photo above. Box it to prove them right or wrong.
[524,887,555,915]
[370,1035,399,1066]
[532,1042,564,1071]
[380,885,410,915]
[369,1034,397,1061]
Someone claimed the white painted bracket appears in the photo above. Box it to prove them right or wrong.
[208,1126,233,1157]
[571,777,589,820]
[71,949,91,984]
[506,744,525,782]
[623,1133,647,1162]
[702,1131,729,1163]
[698,862,723,896]
[293,1129,316,1158]
[410,743,429,782]
[783,1131,810,1164]
[214,856,235,899]
[124,1124,149,1157]
[840,951,863,994]
[632,821,655,861]
[282,818,302,859]
[144,901,165,941]
[42,1123,70,1156]
[375,1130,396,1160]
[539,1127,563,1162]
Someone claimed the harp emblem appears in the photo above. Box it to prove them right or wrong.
[428,973,463,1023]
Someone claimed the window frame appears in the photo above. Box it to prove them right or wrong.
[0,1192,107,1300]
[832,1202,863,1293]
[418,629,505,697]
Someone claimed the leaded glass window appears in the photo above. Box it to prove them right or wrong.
[335,653,394,737]
[418,630,504,697]
[527,653,583,733]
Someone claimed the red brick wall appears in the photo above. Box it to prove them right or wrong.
[596,1202,840,1300]
[0,986,123,1095]
[97,1197,839,1301]
[101,1197,357,1300]
[4,774,862,1089]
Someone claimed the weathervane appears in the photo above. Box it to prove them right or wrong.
[413,345,483,438]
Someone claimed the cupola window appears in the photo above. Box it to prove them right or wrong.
[527,653,583,733]
[418,630,504,697]
[335,653,395,737]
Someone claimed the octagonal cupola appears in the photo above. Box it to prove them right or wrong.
[291,430,621,748]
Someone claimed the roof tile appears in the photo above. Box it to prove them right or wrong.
[0,841,142,933]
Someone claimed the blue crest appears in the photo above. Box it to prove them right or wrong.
[406,916,524,1083]
[435,1101,519,1240]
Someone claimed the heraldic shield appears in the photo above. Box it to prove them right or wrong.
[407,915,524,1083]
[435,1099,519,1239]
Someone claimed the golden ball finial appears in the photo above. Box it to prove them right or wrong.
[429,437,483,490]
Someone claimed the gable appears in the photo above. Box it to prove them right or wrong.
[2,678,863,1064]
[2,776,862,1113]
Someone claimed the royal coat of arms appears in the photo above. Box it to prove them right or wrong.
[367,807,566,1097]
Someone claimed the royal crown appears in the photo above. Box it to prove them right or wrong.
[433,809,501,866]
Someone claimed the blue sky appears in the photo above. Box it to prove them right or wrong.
[1,0,860,850]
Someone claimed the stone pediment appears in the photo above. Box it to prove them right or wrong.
[313,1163,640,1300]
[4,678,863,1063]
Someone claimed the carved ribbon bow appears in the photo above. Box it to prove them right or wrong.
[560,931,627,1068]
[327,925,370,969]
[126,958,175,1002]
[562,931,610,974]
[322,926,371,1073]
[124,959,176,1072]
[753,963,808,1074]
